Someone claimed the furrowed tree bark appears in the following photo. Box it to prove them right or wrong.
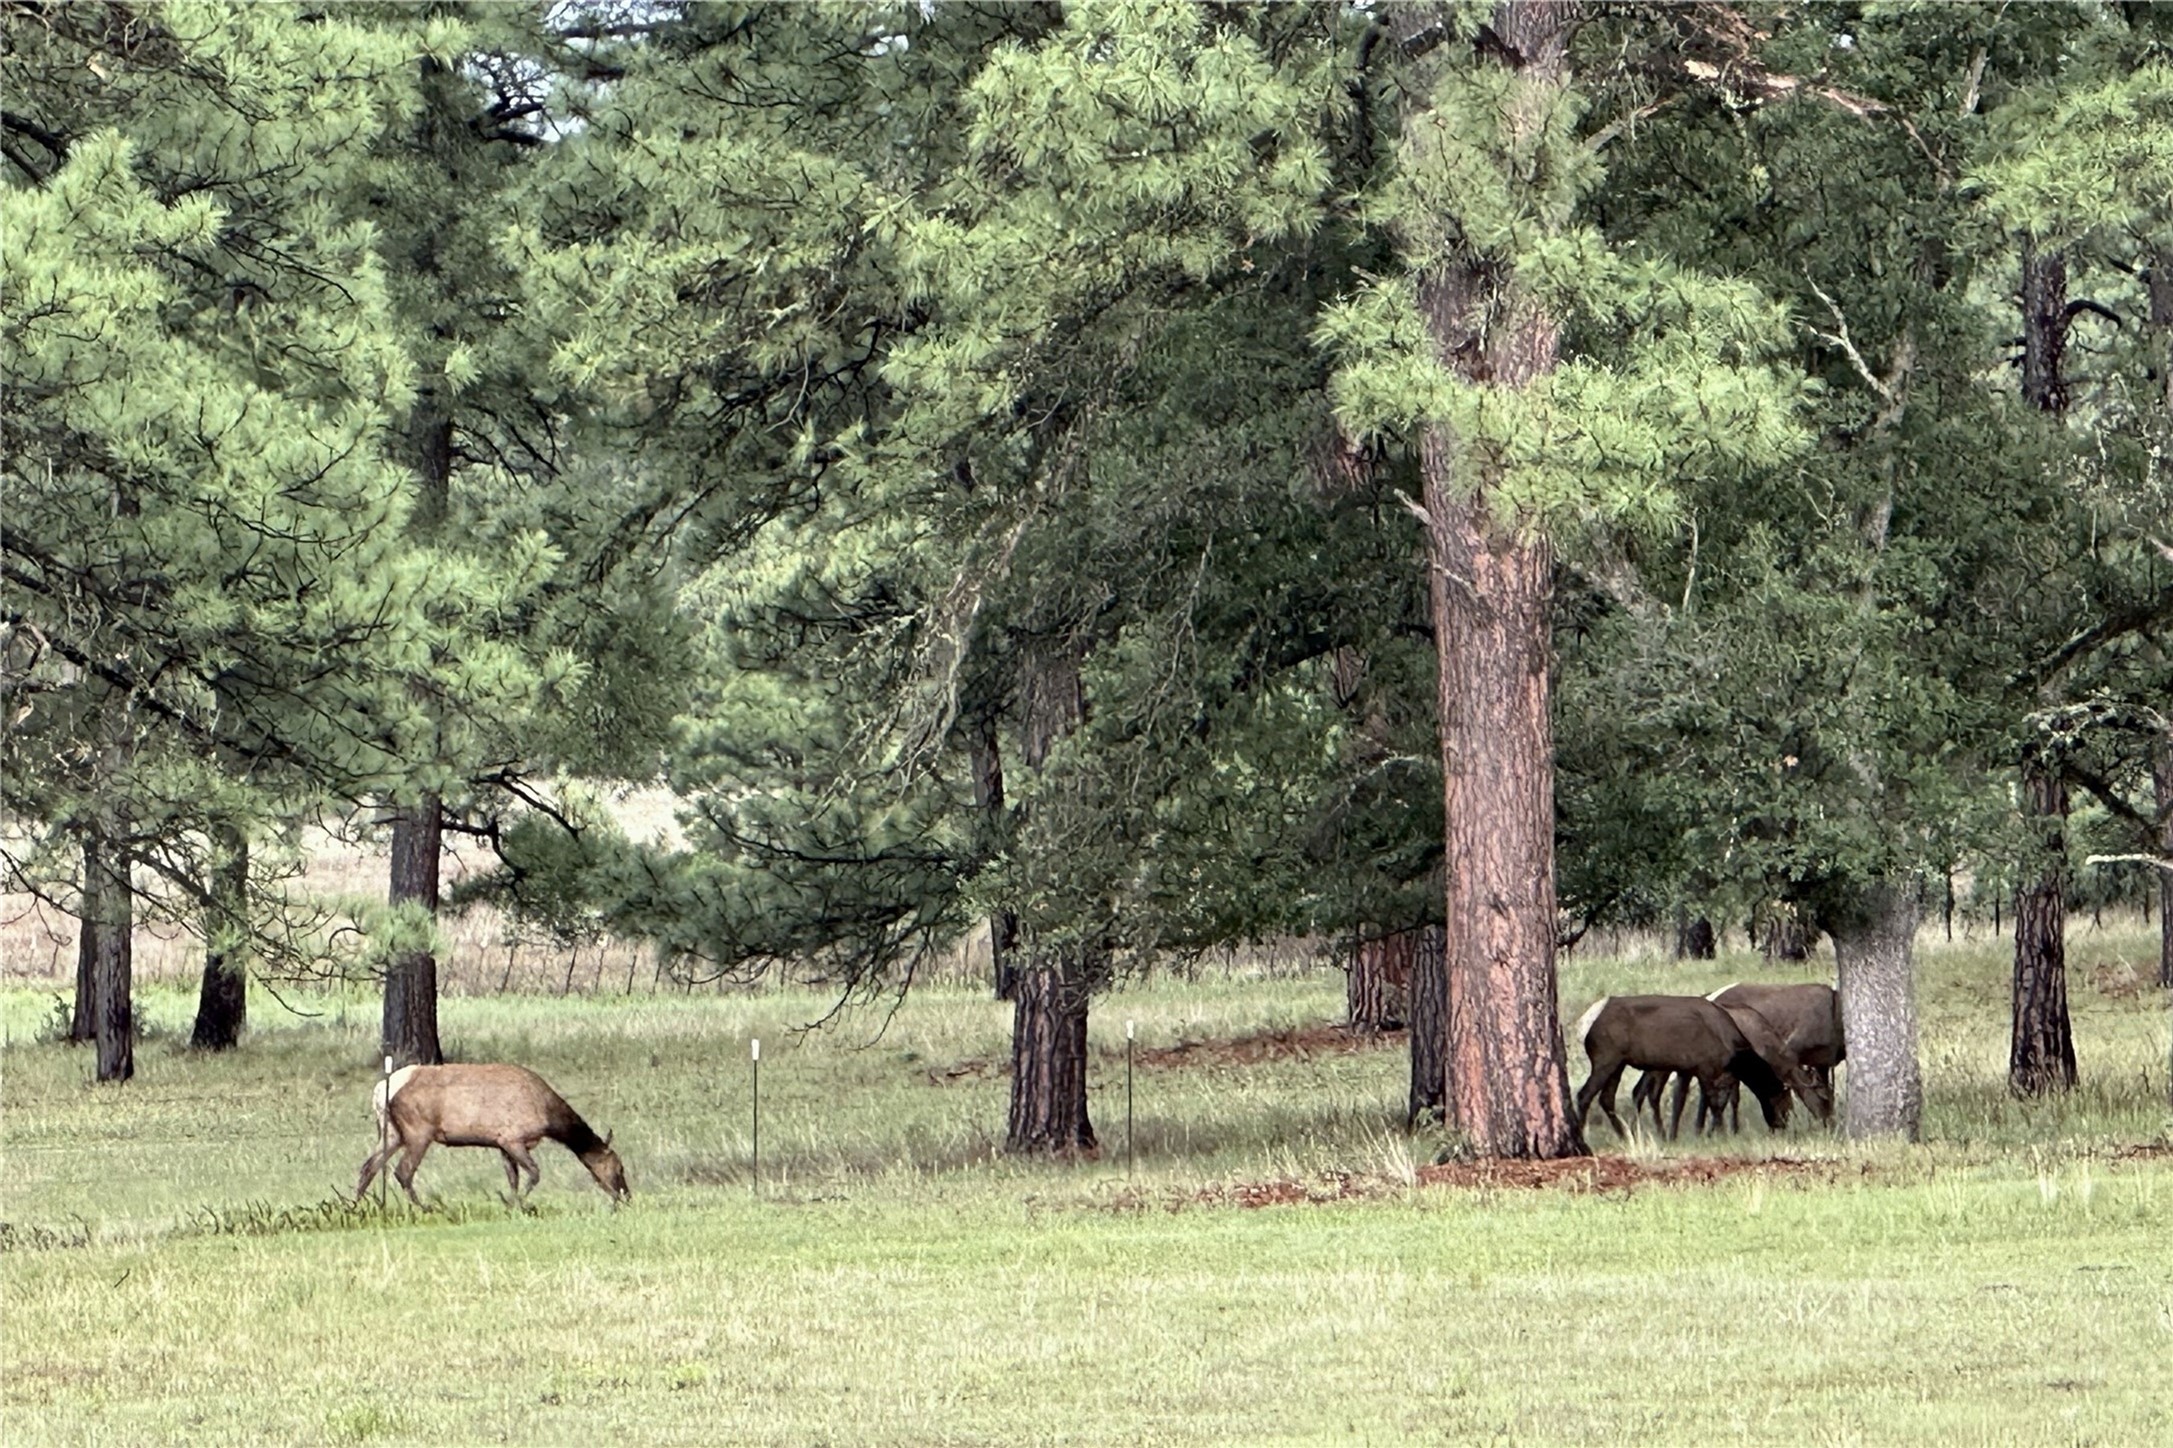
[383,801,444,1066]
[1829,879,1924,1140]
[1006,954,1096,1153]
[1406,925,1447,1125]
[2155,733,2172,991]
[190,823,249,1051]
[382,401,451,1068]
[2009,239,2077,1091]
[1405,0,1586,1161]
[2009,758,2076,1094]
[1348,927,1416,1032]
[1004,640,1095,1153]
[68,832,97,1044]
[85,820,133,1083]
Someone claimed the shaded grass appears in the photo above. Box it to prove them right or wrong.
[2,923,2170,1444]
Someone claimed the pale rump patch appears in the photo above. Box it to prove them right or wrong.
[1573,997,1609,1049]
[371,1064,422,1136]
[1705,982,1740,1003]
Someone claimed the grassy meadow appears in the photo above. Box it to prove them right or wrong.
[3,915,2170,1446]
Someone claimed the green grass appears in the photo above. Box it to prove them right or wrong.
[4,926,2171,1445]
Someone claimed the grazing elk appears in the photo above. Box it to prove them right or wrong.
[357,1063,629,1207]
[1631,996,1833,1135]
[1709,982,1844,1117]
[1574,994,1807,1140]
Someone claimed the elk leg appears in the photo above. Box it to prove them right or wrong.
[505,1142,543,1198]
[1667,1074,1692,1140]
[355,1142,392,1200]
[1596,1064,1630,1138]
[1633,1070,1671,1133]
[393,1132,433,1208]
[498,1149,523,1197]
[1574,1059,1625,1136]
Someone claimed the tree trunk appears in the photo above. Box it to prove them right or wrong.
[1348,927,1416,1032]
[1406,925,1447,1126]
[1005,957,1095,1153]
[1002,640,1093,1152]
[2154,733,2172,991]
[190,823,249,1051]
[382,799,444,1066]
[1406,0,1585,1162]
[1828,879,1924,1140]
[68,833,97,1043]
[85,825,133,1083]
[2009,759,2076,1094]
[1673,913,1716,961]
[382,393,452,1066]
[968,722,1019,1001]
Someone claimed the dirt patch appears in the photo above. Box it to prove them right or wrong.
[1416,1153,1837,1193]
[1106,1154,1841,1213]
[928,1022,1398,1086]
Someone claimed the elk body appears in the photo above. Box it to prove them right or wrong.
[1709,982,1845,1107]
[1574,994,1802,1140]
[357,1064,629,1206]
[1631,995,1834,1135]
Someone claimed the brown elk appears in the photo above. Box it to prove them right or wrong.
[1630,995,1834,1135]
[357,1064,629,1207]
[1574,995,1811,1140]
[1709,982,1844,1114]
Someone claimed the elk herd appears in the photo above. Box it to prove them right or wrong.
[1573,983,1845,1140]
[349,981,1845,1209]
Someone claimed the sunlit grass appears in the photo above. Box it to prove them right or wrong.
[3,921,2169,1444]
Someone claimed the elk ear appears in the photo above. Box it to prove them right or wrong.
[603,1130,614,1149]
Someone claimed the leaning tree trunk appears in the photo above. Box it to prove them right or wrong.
[1348,927,1417,1032]
[382,800,444,1066]
[191,823,249,1051]
[1006,954,1096,1153]
[85,824,133,1083]
[1405,0,1585,1162]
[1406,925,1447,1126]
[2009,758,2076,1094]
[1829,879,1924,1140]
[68,832,98,1044]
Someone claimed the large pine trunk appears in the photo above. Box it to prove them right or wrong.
[1005,958,1095,1153]
[85,827,133,1083]
[2009,761,2076,1094]
[1829,879,1924,1140]
[191,824,249,1051]
[382,799,444,1066]
[1424,492,1584,1158]
[1404,0,1585,1162]
[1348,927,1416,1032]
[1405,925,1447,1126]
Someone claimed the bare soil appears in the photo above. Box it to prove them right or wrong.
[1101,1154,1845,1214]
